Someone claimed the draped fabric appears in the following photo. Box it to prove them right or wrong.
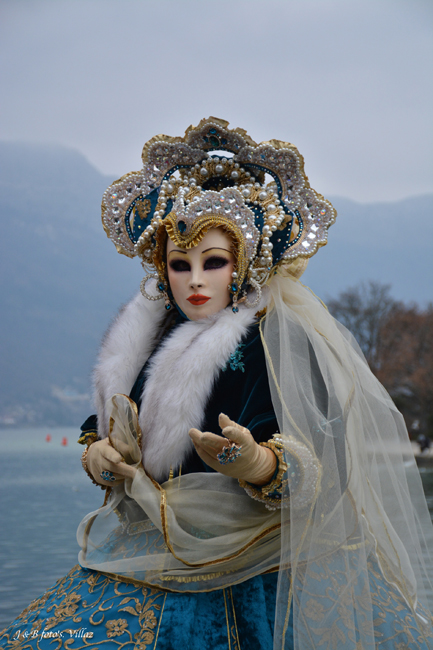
[265,274,433,648]
[77,274,433,648]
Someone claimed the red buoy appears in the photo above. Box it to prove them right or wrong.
[61,436,68,446]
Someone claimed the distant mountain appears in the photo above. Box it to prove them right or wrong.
[0,142,142,426]
[0,142,432,426]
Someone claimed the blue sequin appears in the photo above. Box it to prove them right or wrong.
[223,344,245,372]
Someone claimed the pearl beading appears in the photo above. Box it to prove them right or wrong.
[274,435,321,511]
[101,117,336,289]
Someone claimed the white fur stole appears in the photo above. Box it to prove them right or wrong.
[93,294,264,481]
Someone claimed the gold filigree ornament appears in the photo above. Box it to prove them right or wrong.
[101,117,337,311]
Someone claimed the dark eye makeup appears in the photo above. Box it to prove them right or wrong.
[168,256,230,273]
[169,259,191,272]
[203,255,230,270]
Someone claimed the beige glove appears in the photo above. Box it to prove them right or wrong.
[189,413,276,485]
[86,438,137,486]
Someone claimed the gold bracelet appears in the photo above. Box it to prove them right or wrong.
[238,438,289,510]
[81,445,107,490]
[258,441,288,496]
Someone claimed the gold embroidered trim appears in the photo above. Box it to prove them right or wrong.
[238,439,288,508]
[78,431,98,446]
[140,466,282,569]
[259,441,288,495]
[81,446,107,491]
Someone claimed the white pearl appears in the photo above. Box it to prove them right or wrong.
[267,242,273,250]
[242,188,251,198]
[215,164,224,173]
[167,184,174,192]
[263,225,271,235]
[271,225,277,231]
[267,204,276,212]
[259,191,267,200]
[231,171,239,179]
[263,236,270,244]
[200,168,208,176]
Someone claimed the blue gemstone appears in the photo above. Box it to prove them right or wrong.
[178,220,187,233]
[157,282,165,292]
[232,306,239,313]
[230,282,238,293]
[165,304,172,310]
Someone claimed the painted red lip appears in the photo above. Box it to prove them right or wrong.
[187,294,210,305]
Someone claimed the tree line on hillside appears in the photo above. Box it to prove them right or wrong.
[328,281,433,439]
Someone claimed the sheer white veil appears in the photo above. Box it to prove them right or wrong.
[264,272,433,648]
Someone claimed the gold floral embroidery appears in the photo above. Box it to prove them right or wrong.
[297,549,433,649]
[135,631,154,648]
[0,565,165,649]
[106,618,128,637]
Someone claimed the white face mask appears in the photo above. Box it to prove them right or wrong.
[166,228,235,321]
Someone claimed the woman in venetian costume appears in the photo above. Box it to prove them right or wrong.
[1,117,432,650]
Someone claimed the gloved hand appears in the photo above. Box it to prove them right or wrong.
[189,413,276,485]
[86,438,137,486]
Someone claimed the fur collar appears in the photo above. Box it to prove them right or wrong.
[94,294,266,481]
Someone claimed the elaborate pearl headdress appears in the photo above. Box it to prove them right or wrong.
[102,117,336,309]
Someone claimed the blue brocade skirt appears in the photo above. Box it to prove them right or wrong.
[1,555,432,649]
[0,567,282,650]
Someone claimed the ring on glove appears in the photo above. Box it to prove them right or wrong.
[217,439,242,465]
[100,470,116,482]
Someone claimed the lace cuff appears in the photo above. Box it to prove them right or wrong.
[239,434,320,511]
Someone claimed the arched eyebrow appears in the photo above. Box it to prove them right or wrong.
[201,247,232,254]
[167,247,232,257]
[167,249,188,256]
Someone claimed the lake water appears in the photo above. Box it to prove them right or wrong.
[1,427,433,630]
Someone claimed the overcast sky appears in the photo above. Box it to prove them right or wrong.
[0,0,432,202]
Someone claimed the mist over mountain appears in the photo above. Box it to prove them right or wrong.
[0,142,432,426]
[302,193,433,304]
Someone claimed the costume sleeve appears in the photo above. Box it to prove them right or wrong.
[78,414,98,445]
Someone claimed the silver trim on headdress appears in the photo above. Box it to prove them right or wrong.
[101,117,336,293]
